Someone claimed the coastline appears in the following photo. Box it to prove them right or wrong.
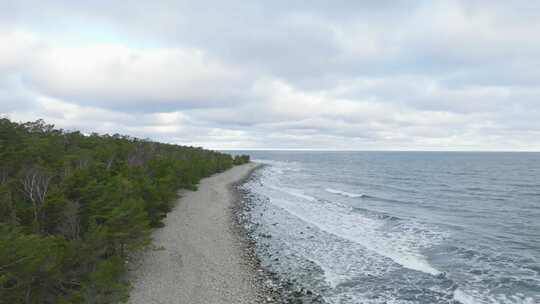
[234,164,326,304]
[127,162,273,304]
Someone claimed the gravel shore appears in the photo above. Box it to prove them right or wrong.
[128,163,270,304]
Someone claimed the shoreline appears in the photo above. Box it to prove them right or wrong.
[234,164,326,304]
[229,163,281,301]
[128,163,273,304]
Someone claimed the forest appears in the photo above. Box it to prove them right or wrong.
[0,118,250,303]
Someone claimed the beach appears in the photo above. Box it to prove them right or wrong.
[128,162,268,304]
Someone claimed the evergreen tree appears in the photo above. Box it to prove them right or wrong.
[0,118,251,303]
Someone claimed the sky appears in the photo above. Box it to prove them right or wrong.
[1,1,540,151]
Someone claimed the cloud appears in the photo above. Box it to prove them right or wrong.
[1,1,540,151]
[27,44,254,111]
[0,30,256,112]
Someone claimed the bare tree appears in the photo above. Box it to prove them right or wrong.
[62,163,72,178]
[20,167,52,233]
[106,155,115,171]
[76,157,90,170]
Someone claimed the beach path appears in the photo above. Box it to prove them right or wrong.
[128,163,261,304]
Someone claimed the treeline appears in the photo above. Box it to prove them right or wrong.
[0,118,250,303]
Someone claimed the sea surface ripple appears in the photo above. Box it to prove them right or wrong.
[238,152,540,304]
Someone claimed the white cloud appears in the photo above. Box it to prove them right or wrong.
[28,44,253,110]
[1,1,540,151]
[0,30,41,72]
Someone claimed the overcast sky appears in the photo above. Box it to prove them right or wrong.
[1,1,539,150]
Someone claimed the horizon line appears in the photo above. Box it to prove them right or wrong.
[217,148,540,153]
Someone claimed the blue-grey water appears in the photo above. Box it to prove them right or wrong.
[236,152,540,304]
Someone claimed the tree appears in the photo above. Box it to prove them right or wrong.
[0,225,72,304]
[58,200,81,241]
[0,184,18,225]
[105,198,150,257]
[0,118,251,303]
[19,167,53,234]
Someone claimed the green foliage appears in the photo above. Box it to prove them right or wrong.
[233,154,250,165]
[81,256,128,304]
[0,225,73,304]
[0,118,249,303]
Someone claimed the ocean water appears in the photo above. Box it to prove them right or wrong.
[236,151,540,304]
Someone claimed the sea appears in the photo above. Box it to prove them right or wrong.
[234,151,540,304]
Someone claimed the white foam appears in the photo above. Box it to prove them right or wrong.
[453,289,478,304]
[257,162,442,276]
[271,186,317,202]
[269,196,440,276]
[249,160,540,304]
[288,190,317,202]
[325,188,365,198]
[310,259,344,288]
[453,287,537,304]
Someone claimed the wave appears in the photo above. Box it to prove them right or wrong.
[266,184,318,202]
[453,288,537,304]
[362,194,417,206]
[453,288,479,304]
[245,155,540,304]
[283,188,318,202]
[325,188,365,198]
[257,164,442,275]
[268,196,442,276]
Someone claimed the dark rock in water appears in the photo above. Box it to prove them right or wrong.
[435,272,447,279]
